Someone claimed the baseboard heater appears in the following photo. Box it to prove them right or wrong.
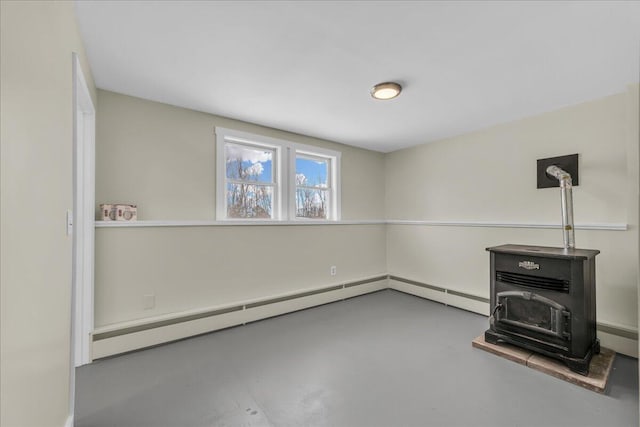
[92,274,637,359]
[388,275,490,303]
[92,275,388,359]
[388,275,638,357]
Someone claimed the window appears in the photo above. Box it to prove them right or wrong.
[216,127,340,221]
[295,154,330,219]
[225,142,276,219]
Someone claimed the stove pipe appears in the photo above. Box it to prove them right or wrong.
[546,165,575,249]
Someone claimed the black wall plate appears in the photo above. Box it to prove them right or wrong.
[537,154,579,189]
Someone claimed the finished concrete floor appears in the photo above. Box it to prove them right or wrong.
[75,290,638,427]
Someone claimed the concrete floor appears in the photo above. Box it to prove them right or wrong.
[75,290,638,427]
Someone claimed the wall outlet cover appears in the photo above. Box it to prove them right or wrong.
[143,294,155,310]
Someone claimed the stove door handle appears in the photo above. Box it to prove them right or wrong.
[491,303,503,317]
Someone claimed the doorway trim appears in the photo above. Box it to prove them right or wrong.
[68,51,96,427]
[71,52,95,367]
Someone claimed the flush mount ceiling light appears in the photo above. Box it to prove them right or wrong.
[370,82,402,100]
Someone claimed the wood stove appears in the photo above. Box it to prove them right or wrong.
[485,244,600,375]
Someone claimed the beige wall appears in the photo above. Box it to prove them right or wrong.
[96,90,385,221]
[96,87,639,354]
[95,225,386,326]
[1,2,637,423]
[95,90,387,328]
[386,91,631,224]
[386,86,639,336]
[0,1,96,426]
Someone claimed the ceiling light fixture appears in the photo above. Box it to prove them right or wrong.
[370,82,402,100]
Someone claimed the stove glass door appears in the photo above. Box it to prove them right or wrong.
[496,291,570,340]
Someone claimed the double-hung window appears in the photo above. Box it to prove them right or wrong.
[294,152,333,219]
[216,127,340,221]
[224,141,278,219]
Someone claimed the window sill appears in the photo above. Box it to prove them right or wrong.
[95,219,385,228]
[94,220,627,230]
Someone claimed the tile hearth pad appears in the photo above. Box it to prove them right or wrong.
[472,335,615,393]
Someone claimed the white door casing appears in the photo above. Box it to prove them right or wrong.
[69,52,95,426]
[72,52,95,367]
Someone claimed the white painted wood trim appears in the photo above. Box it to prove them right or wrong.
[333,152,342,221]
[91,273,637,359]
[215,126,342,221]
[72,54,95,367]
[95,219,626,230]
[386,219,628,231]
[290,148,341,221]
[214,128,226,220]
[597,320,639,337]
[388,276,638,356]
[70,51,96,427]
[93,275,387,335]
[95,219,386,227]
[92,278,388,359]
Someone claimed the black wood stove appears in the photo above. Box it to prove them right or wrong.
[485,244,600,375]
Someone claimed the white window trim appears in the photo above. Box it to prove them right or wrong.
[289,145,341,221]
[216,127,341,221]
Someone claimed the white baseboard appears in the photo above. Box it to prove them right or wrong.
[93,277,387,359]
[389,277,638,358]
[92,275,638,360]
[388,277,490,316]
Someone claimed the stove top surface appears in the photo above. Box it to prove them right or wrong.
[486,244,600,260]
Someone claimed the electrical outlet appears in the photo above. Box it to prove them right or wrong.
[330,266,337,276]
[144,294,155,310]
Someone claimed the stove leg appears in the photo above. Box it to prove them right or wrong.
[566,359,590,376]
[484,329,502,345]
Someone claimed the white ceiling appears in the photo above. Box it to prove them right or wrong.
[75,1,640,153]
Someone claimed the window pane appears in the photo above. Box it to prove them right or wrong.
[296,189,328,219]
[296,156,328,188]
[225,143,273,183]
[227,183,273,218]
